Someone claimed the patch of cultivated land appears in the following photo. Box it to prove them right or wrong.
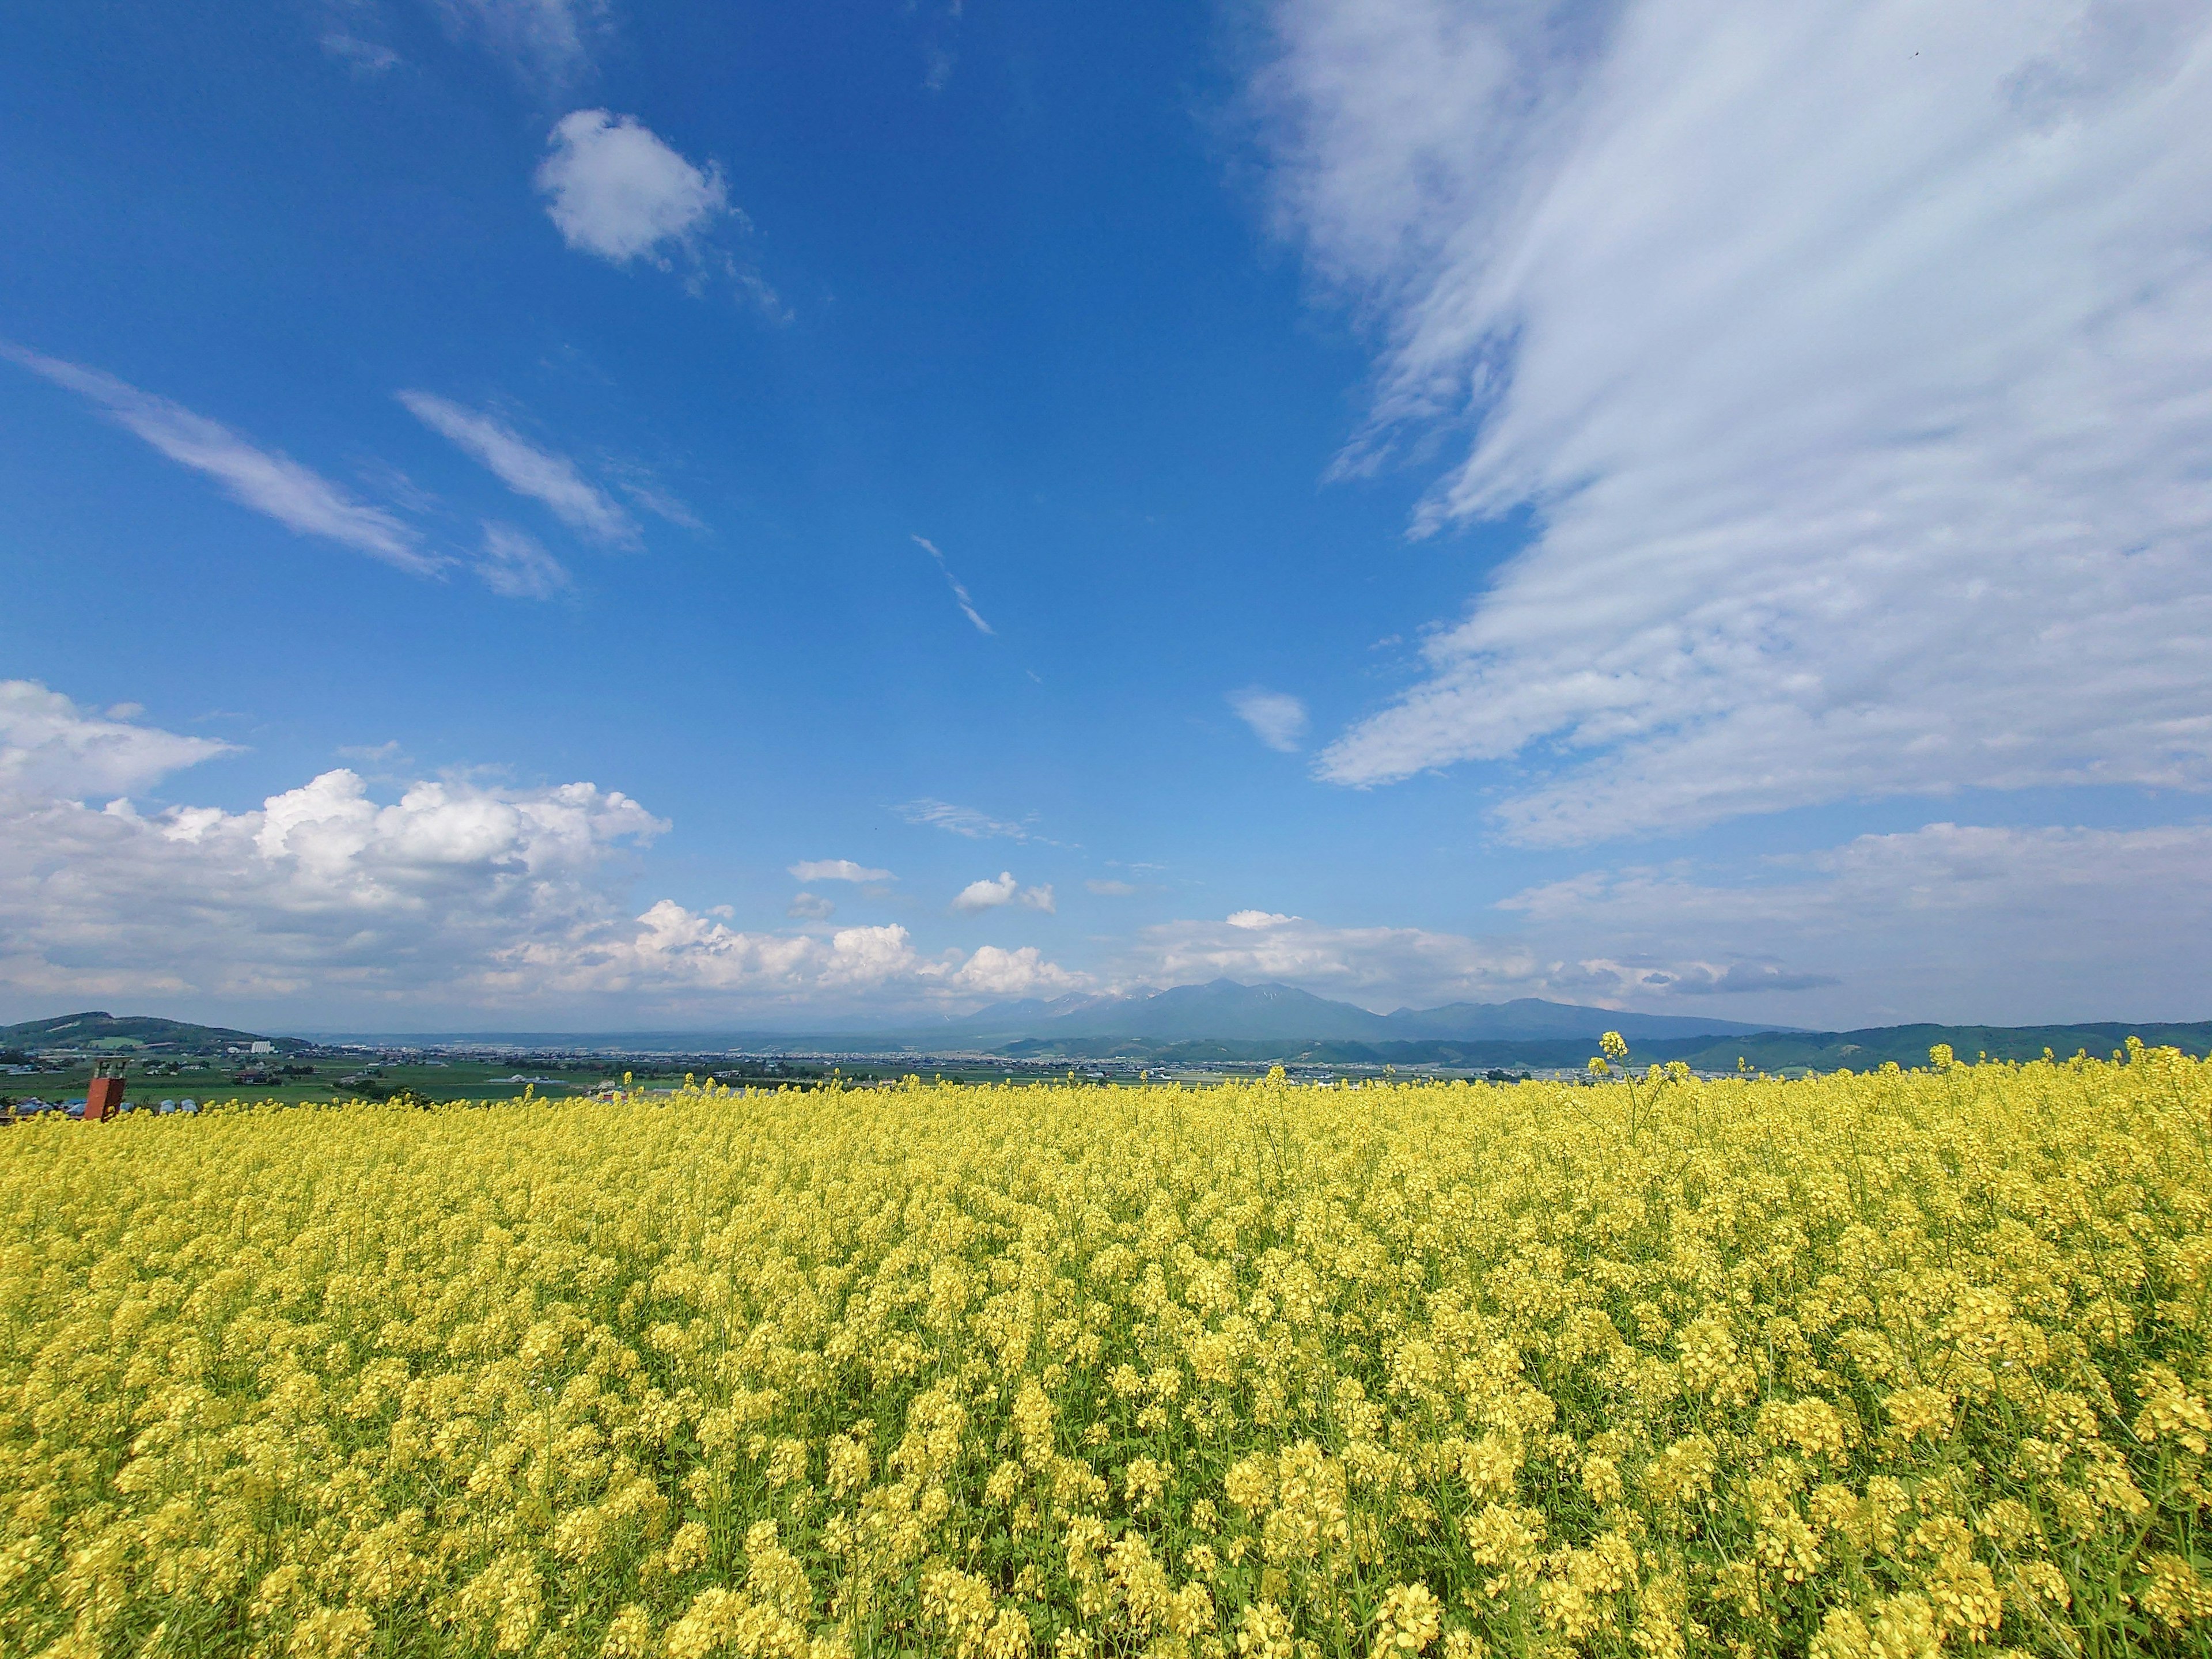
[2,1053,2208,1656]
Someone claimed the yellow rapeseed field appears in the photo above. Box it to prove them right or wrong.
[3,1048,2210,1658]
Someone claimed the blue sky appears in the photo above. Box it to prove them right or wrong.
[3,0,2210,1031]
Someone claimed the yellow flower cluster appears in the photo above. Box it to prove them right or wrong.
[2,1047,2209,1658]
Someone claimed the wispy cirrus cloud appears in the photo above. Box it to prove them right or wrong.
[602,460,707,532]
[1228,687,1309,752]
[1116,909,1546,1012]
[398,391,639,548]
[475,522,571,600]
[1494,820,2212,1024]
[1253,0,2212,844]
[896,799,1039,842]
[790,859,894,883]
[321,32,400,75]
[431,0,607,90]
[912,536,995,635]
[3,345,438,575]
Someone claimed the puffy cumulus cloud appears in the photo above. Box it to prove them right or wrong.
[949,945,1089,998]
[0,685,1083,1021]
[1,778,658,1010]
[952,872,1017,914]
[399,392,639,548]
[249,770,643,877]
[952,873,1056,915]
[1256,0,2212,843]
[537,111,729,268]
[1,681,234,800]
[0,685,666,1012]
[3,346,435,575]
[789,859,893,884]
[1228,688,1309,753]
[517,904,924,999]
[1498,821,2212,1025]
[519,907,1090,1008]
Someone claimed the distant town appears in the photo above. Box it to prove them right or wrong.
[0,1010,1562,1118]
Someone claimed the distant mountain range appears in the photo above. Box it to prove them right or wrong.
[276,983,1800,1052]
[12,993,2209,1075]
[941,979,1792,1044]
[991,1021,2212,1071]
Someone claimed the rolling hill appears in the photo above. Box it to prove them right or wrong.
[0,1012,286,1053]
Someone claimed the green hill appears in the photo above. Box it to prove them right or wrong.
[1665,1021,2212,1074]
[0,1011,292,1054]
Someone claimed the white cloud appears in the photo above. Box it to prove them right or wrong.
[537,111,728,267]
[952,872,1020,914]
[897,800,1038,841]
[322,33,400,74]
[399,392,639,547]
[529,906,1088,1006]
[790,859,894,883]
[476,522,571,599]
[1118,911,1544,1010]
[1496,820,2212,1024]
[432,0,604,89]
[1228,688,1309,752]
[9,684,2187,1026]
[336,740,406,766]
[518,905,927,1002]
[0,681,234,800]
[787,892,834,921]
[1,729,667,1012]
[0,683,1084,1022]
[1086,878,1139,896]
[1255,0,2212,843]
[603,463,707,532]
[1113,904,1846,1016]
[950,873,1057,915]
[3,346,437,574]
[912,536,995,635]
[950,945,1088,998]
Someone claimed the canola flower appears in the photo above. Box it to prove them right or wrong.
[2,1048,2210,1658]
